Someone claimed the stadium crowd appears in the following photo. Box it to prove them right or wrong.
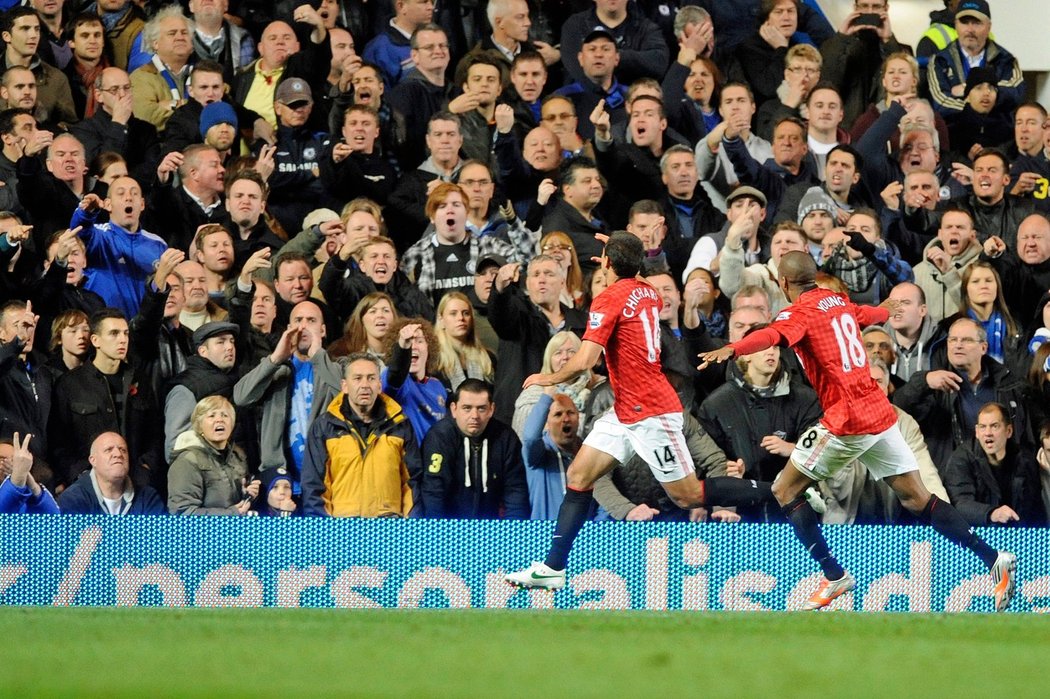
[0,0,1049,527]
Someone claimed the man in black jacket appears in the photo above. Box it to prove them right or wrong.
[68,67,160,186]
[421,379,529,519]
[893,317,1033,470]
[488,255,586,423]
[319,235,434,326]
[146,143,228,251]
[540,157,607,272]
[50,308,162,489]
[319,104,399,206]
[943,402,1046,526]
[0,300,51,462]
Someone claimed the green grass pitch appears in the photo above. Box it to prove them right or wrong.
[2,607,1049,697]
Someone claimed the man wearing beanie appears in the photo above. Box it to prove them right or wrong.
[68,67,160,185]
[796,186,838,264]
[160,59,268,158]
[928,0,1024,117]
[199,100,239,162]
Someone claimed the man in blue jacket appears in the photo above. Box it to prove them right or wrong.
[421,379,529,519]
[58,432,165,515]
[70,178,167,319]
[521,389,581,519]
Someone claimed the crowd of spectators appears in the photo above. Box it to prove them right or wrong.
[1,0,1049,528]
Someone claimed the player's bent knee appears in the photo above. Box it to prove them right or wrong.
[663,478,704,510]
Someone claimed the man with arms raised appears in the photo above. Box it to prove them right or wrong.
[506,233,783,590]
[699,251,1017,611]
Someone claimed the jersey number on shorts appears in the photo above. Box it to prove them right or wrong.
[830,313,866,373]
[801,430,818,449]
[639,307,661,363]
[652,445,677,468]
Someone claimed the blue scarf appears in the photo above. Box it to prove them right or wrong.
[970,308,1007,363]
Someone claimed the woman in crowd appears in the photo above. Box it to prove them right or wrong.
[167,396,259,516]
[327,292,398,365]
[538,231,584,309]
[941,262,1024,369]
[511,331,602,437]
[434,291,494,391]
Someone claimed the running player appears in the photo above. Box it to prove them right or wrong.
[505,232,789,590]
[699,251,1017,611]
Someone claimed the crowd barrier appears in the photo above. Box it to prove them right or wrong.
[1,515,1047,612]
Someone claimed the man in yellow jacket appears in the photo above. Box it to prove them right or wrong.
[302,352,420,517]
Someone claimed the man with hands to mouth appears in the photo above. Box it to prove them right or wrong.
[234,300,344,482]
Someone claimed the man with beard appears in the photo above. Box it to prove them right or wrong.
[198,100,237,164]
[928,0,1023,117]
[70,178,167,318]
[234,300,344,484]
[163,320,241,461]
[62,13,108,120]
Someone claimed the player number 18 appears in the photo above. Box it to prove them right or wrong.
[830,313,866,373]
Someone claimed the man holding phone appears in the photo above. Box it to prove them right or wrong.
[820,0,906,129]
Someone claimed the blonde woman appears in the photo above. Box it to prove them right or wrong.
[511,331,602,437]
[435,291,494,390]
[538,231,585,309]
[167,395,258,516]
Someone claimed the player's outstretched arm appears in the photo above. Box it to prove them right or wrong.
[523,340,603,389]
[697,345,736,371]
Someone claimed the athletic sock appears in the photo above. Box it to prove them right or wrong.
[544,486,594,571]
[782,496,845,581]
[703,477,773,507]
[920,496,999,568]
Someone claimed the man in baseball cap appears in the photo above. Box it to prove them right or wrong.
[267,77,329,235]
[928,0,1024,117]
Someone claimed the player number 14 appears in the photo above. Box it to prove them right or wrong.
[830,313,866,373]
[638,307,661,363]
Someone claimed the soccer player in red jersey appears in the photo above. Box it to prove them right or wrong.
[699,251,1017,611]
[505,232,779,590]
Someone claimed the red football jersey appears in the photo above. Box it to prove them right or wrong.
[583,278,682,423]
[734,287,896,436]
